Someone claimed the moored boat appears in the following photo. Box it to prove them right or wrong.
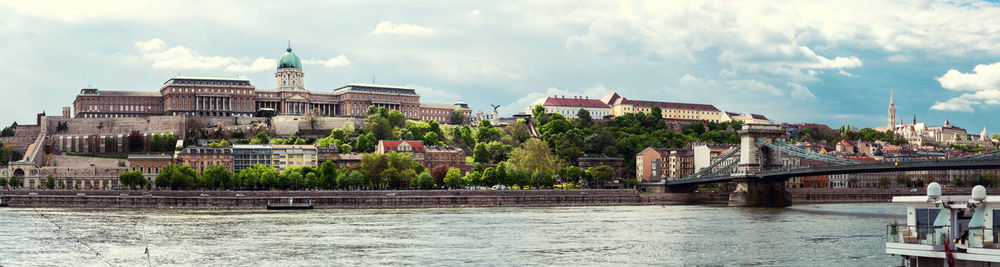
[266,197,313,210]
[886,182,1000,265]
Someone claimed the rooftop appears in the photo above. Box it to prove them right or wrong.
[541,97,610,108]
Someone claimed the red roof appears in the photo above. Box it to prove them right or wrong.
[749,114,768,120]
[543,97,610,108]
[621,99,719,112]
[379,140,425,153]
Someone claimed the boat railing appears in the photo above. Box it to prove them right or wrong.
[968,227,1000,249]
[886,224,949,246]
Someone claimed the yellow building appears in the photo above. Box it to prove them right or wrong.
[270,145,318,171]
[601,92,723,122]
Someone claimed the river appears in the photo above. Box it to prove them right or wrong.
[0,203,903,266]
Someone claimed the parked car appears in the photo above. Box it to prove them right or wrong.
[200,193,210,197]
[28,192,38,196]
[142,192,153,197]
[386,193,396,197]
[76,193,86,197]
[119,193,129,197]
[235,193,245,197]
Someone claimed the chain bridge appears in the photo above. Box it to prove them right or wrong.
[652,124,1000,207]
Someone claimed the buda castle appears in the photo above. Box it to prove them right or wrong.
[71,45,471,122]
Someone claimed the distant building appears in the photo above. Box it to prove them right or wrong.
[723,112,770,124]
[317,145,339,163]
[271,145,317,171]
[424,146,467,171]
[177,146,233,173]
[420,102,472,124]
[336,153,363,169]
[376,140,426,165]
[876,90,992,148]
[577,156,625,178]
[528,95,612,119]
[127,154,173,180]
[232,144,273,172]
[602,92,723,123]
[636,147,694,182]
[692,143,737,173]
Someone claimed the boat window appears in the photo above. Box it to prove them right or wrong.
[916,208,941,237]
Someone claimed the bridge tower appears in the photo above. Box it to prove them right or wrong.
[729,124,791,207]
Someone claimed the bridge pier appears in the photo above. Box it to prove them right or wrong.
[728,180,790,207]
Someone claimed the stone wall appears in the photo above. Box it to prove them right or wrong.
[273,116,363,135]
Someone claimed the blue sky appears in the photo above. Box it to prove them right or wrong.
[2,1,1000,133]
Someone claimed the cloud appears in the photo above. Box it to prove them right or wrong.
[930,89,1000,112]
[370,21,437,36]
[678,74,785,96]
[133,38,275,72]
[405,84,462,103]
[937,62,1000,91]
[302,55,350,67]
[787,82,816,99]
[838,70,857,77]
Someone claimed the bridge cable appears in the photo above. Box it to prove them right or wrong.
[772,140,859,164]
[682,146,740,180]
[32,207,115,267]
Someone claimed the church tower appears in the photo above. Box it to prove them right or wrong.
[888,89,896,129]
[275,43,305,91]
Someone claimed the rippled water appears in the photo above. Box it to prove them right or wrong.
[0,203,904,266]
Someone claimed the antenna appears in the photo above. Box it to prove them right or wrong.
[372,73,375,84]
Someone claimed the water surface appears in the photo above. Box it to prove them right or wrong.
[0,203,903,266]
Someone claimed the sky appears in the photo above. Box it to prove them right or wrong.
[2,1,1000,133]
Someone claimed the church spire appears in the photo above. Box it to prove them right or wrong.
[888,89,896,129]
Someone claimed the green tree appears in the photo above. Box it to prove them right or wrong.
[507,138,557,177]
[9,176,21,189]
[320,161,338,189]
[356,132,377,153]
[482,167,501,186]
[0,126,15,137]
[202,165,233,189]
[288,172,304,190]
[119,170,146,189]
[45,174,56,189]
[559,166,584,185]
[0,177,7,189]
[473,142,489,163]
[423,132,440,146]
[305,172,318,189]
[451,107,466,125]
[59,180,66,189]
[576,108,593,128]
[444,167,463,188]
[587,165,615,187]
[414,172,434,189]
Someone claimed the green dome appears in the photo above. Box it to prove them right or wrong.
[277,47,302,69]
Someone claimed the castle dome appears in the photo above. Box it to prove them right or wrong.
[277,47,302,69]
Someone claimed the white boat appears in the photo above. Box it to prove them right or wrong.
[887,183,1000,266]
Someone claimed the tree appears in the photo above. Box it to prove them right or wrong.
[955,177,966,187]
[127,131,145,152]
[559,166,584,185]
[0,126,14,137]
[303,107,323,130]
[9,176,21,189]
[119,170,146,190]
[288,172,304,190]
[304,172,318,189]
[430,165,449,186]
[895,174,909,188]
[507,138,557,176]
[60,180,66,189]
[202,165,233,190]
[532,105,550,126]
[387,109,405,128]
[444,167,463,188]
[878,177,891,188]
[473,142,489,163]
[451,107,466,125]
[150,134,162,151]
[415,172,434,189]
[482,167,501,186]
[251,131,270,145]
[0,177,7,189]
[587,165,615,187]
[320,161,338,189]
[356,132,377,153]
[340,170,365,190]
[576,108,593,128]
[423,132,440,146]
[45,174,56,189]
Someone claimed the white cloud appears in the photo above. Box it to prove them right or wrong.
[934,61,1000,112]
[838,70,856,77]
[886,54,911,62]
[133,38,275,72]
[406,84,462,103]
[370,21,437,36]
[302,55,350,68]
[787,82,816,99]
[678,74,785,96]
[937,62,1000,91]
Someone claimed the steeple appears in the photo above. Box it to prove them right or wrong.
[982,126,988,141]
[913,114,916,125]
[888,89,896,129]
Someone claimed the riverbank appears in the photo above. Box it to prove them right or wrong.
[0,188,956,209]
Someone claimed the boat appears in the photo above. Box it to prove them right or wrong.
[266,197,313,210]
[886,182,1000,265]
